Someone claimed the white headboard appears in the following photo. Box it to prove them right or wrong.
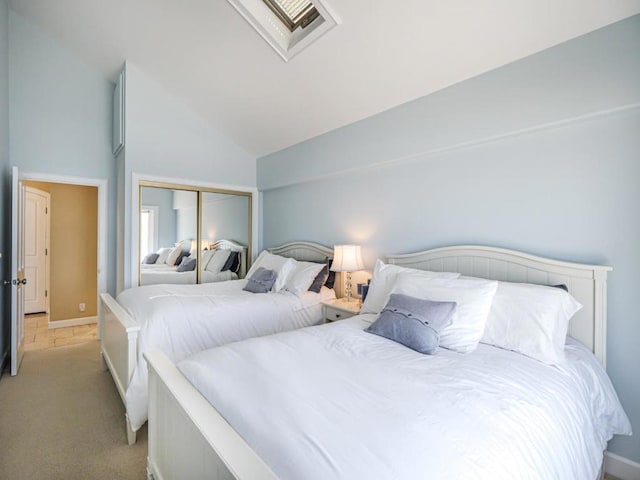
[268,241,333,263]
[212,239,248,278]
[386,245,611,366]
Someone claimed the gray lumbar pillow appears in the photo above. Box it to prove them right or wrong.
[176,257,197,272]
[243,267,277,293]
[366,293,457,354]
[142,253,159,264]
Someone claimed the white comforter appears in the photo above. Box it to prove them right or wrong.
[179,315,631,480]
[139,267,237,285]
[117,280,335,431]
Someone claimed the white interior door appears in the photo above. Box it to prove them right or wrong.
[24,187,50,314]
[11,166,26,376]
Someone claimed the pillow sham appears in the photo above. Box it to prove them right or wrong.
[391,273,498,353]
[165,246,183,266]
[221,251,240,272]
[360,259,461,314]
[308,265,329,293]
[206,249,231,274]
[481,281,582,365]
[142,253,159,264]
[285,261,325,296]
[200,249,216,270]
[174,250,190,266]
[246,251,296,292]
[366,294,457,354]
[243,267,277,293]
[176,257,197,272]
[155,247,172,265]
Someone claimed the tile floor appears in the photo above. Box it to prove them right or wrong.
[24,313,97,351]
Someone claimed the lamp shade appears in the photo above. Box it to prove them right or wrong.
[330,245,364,272]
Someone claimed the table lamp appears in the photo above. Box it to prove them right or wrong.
[330,245,364,302]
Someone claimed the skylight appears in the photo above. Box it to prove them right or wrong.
[262,0,319,32]
[227,0,340,61]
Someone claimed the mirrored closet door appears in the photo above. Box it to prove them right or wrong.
[138,182,252,286]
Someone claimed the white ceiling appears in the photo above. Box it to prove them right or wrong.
[9,0,640,157]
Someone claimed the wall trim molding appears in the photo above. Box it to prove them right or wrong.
[605,451,640,480]
[48,316,98,329]
[259,102,640,192]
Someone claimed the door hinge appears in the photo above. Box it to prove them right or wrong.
[45,248,48,256]
[45,207,48,214]
[45,290,48,297]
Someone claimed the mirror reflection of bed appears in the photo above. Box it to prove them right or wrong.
[138,184,250,286]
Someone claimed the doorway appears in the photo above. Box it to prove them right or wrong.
[24,186,50,315]
[23,180,99,350]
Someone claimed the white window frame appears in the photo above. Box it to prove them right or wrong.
[226,0,340,61]
[140,205,159,259]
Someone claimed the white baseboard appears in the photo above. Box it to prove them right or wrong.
[48,316,98,329]
[606,451,640,480]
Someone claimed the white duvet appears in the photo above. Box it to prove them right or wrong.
[139,266,237,285]
[117,280,335,431]
[179,315,631,480]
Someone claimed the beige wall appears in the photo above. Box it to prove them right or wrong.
[25,181,98,322]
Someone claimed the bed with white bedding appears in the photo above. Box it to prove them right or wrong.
[139,239,246,286]
[144,245,630,480]
[99,241,336,444]
[175,316,630,479]
[139,265,237,285]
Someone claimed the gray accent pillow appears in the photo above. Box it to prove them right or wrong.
[174,250,190,266]
[243,267,277,293]
[366,293,457,354]
[142,253,159,264]
[176,257,197,272]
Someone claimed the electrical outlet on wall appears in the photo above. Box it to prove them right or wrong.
[79,303,86,312]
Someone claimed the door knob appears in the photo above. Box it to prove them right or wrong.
[20,278,27,285]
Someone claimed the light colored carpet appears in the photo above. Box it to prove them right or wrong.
[0,340,147,479]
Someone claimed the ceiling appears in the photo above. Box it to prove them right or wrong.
[9,0,640,157]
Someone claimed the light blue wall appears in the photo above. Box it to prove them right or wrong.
[201,194,250,247]
[120,63,257,289]
[0,0,9,370]
[8,11,117,296]
[259,15,640,462]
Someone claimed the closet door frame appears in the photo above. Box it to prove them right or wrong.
[132,174,257,288]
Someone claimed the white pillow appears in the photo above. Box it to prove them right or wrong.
[246,251,296,293]
[481,282,582,365]
[392,273,498,353]
[155,247,172,265]
[361,259,461,314]
[205,249,231,273]
[200,249,216,269]
[285,261,325,296]
[165,246,183,266]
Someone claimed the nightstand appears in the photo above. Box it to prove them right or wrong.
[323,298,361,323]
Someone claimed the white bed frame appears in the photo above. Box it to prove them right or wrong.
[100,240,332,445]
[144,245,612,480]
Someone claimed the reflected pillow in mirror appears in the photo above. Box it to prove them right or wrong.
[142,253,159,264]
[155,247,172,265]
[166,246,183,266]
[206,249,231,273]
[176,257,197,272]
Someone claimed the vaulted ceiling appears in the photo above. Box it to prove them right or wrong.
[9,0,640,157]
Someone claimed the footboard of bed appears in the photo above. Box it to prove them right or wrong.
[145,350,278,480]
[100,293,140,444]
